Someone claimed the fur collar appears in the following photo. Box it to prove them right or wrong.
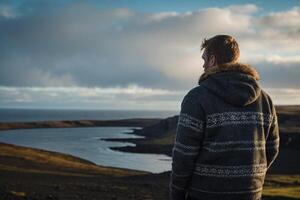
[198,62,260,84]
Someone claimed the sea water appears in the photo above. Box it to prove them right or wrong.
[0,108,178,122]
[0,126,172,173]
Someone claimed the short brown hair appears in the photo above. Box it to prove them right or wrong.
[201,35,240,64]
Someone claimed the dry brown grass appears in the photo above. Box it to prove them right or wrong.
[0,142,147,177]
[264,175,300,199]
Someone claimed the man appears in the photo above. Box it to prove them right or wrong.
[169,35,279,200]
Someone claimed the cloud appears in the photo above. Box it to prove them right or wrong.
[0,2,299,108]
[257,7,300,29]
[250,59,300,89]
[226,4,259,14]
[1,85,298,109]
[242,6,300,53]
[0,2,259,90]
[0,85,184,110]
[265,88,300,105]
[0,4,19,19]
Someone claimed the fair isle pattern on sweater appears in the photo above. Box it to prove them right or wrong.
[178,113,204,132]
[206,111,273,128]
[194,164,267,177]
[173,141,201,155]
[203,139,280,153]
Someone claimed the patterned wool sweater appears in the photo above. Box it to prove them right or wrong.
[170,63,280,200]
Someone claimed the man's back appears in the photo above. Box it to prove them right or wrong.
[170,62,279,200]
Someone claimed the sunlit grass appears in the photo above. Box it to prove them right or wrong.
[0,142,147,177]
[263,186,300,199]
[264,175,300,199]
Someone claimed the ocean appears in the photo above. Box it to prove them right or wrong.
[0,127,172,173]
[0,108,179,122]
[0,108,177,173]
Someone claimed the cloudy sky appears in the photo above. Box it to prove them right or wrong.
[0,0,299,110]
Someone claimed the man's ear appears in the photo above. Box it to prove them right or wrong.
[209,55,217,67]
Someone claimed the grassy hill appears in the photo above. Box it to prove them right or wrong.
[0,142,168,200]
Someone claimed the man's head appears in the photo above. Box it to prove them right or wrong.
[201,35,240,71]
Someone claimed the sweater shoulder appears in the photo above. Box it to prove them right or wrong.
[182,86,208,115]
[185,85,207,100]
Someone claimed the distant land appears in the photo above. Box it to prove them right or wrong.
[0,105,300,199]
[0,118,161,131]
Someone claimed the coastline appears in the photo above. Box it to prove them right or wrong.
[0,142,171,200]
[0,105,300,199]
[0,118,161,131]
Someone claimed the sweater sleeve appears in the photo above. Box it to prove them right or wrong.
[169,92,205,200]
[266,103,280,170]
